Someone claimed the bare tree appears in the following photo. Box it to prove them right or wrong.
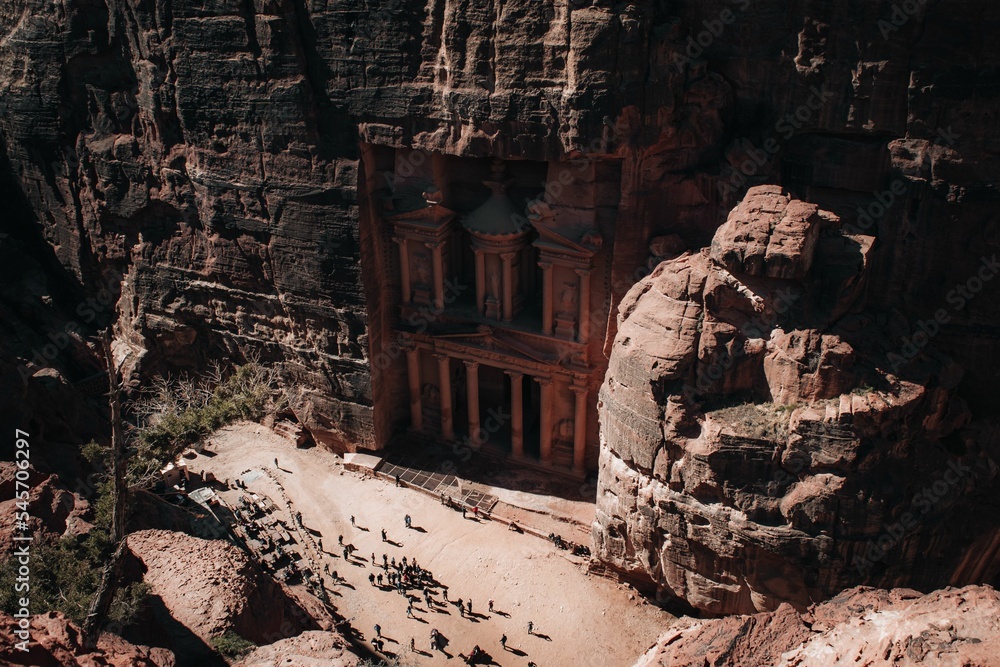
[82,331,129,649]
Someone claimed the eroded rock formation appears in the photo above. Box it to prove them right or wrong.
[0,611,175,667]
[594,186,1000,614]
[634,585,1000,667]
[126,529,328,655]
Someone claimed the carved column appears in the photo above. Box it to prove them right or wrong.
[435,353,454,440]
[501,252,515,322]
[576,268,592,343]
[394,237,411,304]
[428,241,445,311]
[464,360,481,446]
[536,377,553,465]
[506,370,524,459]
[570,382,588,474]
[405,347,422,431]
[474,249,486,315]
[540,261,553,335]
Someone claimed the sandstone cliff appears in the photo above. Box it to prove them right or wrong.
[594,186,1000,614]
[634,585,1000,667]
[5,1,997,455]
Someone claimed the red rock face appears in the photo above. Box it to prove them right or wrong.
[634,585,1000,667]
[0,611,175,667]
[594,186,1000,615]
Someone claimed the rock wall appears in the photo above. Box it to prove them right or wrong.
[2,0,1000,614]
[633,585,1000,667]
[594,186,1000,614]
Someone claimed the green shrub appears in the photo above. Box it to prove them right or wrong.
[211,631,256,659]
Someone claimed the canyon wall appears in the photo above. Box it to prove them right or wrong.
[2,0,999,613]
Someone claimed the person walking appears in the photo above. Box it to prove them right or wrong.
[527,620,534,635]
[462,506,467,519]
[406,603,414,618]
[457,598,464,616]
[371,552,376,565]
[350,515,356,527]
[467,598,473,615]
[343,546,349,560]
[405,514,412,529]
[374,624,381,638]
[383,553,388,568]
[317,538,323,552]
[369,573,376,586]
[338,534,344,545]
[274,457,279,468]
[500,634,507,650]
[409,637,415,652]
[381,528,387,542]
[488,599,494,613]
[395,474,401,487]
[377,573,383,586]
[473,506,478,519]
[442,587,449,602]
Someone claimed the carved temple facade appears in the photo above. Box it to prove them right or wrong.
[360,147,621,476]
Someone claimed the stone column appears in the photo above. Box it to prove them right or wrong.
[405,347,423,431]
[394,237,411,304]
[536,377,553,465]
[506,370,524,459]
[428,241,445,311]
[540,261,553,335]
[570,383,588,474]
[464,360,481,446]
[576,268,591,344]
[435,353,454,440]
[474,249,486,315]
[501,252,515,322]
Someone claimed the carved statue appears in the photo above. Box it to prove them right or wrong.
[559,284,577,316]
[489,268,501,301]
[415,254,431,285]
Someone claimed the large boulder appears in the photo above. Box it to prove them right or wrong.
[634,585,1000,667]
[594,186,1000,615]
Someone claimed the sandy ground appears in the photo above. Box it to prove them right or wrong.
[190,422,672,667]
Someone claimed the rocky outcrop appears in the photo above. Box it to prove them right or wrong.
[594,186,1000,615]
[634,585,1000,667]
[235,631,360,667]
[0,464,92,554]
[126,530,326,653]
[0,611,175,667]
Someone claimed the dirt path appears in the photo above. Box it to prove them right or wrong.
[191,422,672,667]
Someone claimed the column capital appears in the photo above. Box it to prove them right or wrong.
[432,352,450,363]
[534,376,553,387]
[504,369,524,381]
[500,252,517,262]
[426,241,443,250]
[463,359,480,371]
[538,261,554,270]
[393,236,408,245]
[569,384,589,396]
[574,267,592,278]
[473,247,485,256]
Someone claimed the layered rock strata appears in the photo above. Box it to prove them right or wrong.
[594,186,1000,615]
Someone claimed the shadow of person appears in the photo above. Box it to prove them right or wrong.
[410,525,428,533]
[534,632,552,641]
[386,539,403,547]
[507,647,527,656]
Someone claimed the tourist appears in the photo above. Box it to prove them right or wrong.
[338,534,344,545]
[374,624,381,638]
[391,556,396,569]
[381,528,387,542]
[500,634,507,650]
[442,587,449,602]
[457,598,464,616]
[527,620,533,635]
[371,552,376,564]
[343,546,349,559]
[402,556,408,567]
[473,506,478,518]
[462,507,467,518]
[467,598,472,614]
[488,599,494,613]
[383,553,388,568]
[409,637,415,652]
[369,573,376,586]
[317,538,323,551]
[377,573,384,586]
[274,457,279,468]
[350,515,356,526]
[406,603,414,618]
[405,513,412,529]
[395,474,401,487]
